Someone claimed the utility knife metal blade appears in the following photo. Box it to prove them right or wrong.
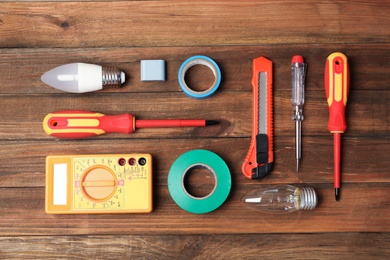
[242,56,274,179]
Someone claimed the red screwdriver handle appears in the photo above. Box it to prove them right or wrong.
[43,110,135,138]
[324,52,350,133]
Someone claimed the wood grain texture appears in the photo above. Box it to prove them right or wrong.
[0,91,388,139]
[0,45,388,93]
[1,184,390,235]
[0,234,389,259]
[0,1,389,48]
[0,138,389,188]
[0,0,389,258]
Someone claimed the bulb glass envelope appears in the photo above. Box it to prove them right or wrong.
[41,63,125,93]
[241,185,317,213]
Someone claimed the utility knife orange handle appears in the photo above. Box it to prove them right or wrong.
[242,57,274,179]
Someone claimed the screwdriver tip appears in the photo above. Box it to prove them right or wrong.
[205,120,218,126]
[296,159,299,172]
[335,188,340,201]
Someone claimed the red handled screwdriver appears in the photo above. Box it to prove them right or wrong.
[324,52,350,201]
[43,110,217,139]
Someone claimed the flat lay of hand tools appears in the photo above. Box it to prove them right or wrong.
[1,2,388,257]
[38,51,354,217]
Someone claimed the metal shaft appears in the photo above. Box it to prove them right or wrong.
[102,67,125,89]
[294,106,302,172]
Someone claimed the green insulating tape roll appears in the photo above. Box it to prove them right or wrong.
[168,149,231,214]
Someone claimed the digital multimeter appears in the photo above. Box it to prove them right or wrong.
[45,154,152,214]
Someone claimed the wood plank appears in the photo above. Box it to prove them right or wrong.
[0,137,389,188]
[0,0,388,257]
[0,90,388,140]
[0,44,388,94]
[0,184,389,235]
[0,233,389,259]
[0,2,388,48]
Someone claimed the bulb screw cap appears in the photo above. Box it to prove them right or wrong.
[298,187,318,210]
[102,67,126,89]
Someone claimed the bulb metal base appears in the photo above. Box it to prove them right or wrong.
[102,67,125,89]
[298,187,317,210]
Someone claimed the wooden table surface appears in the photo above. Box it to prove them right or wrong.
[0,1,389,259]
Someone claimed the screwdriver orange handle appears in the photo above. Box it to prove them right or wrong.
[325,53,350,133]
[43,111,135,138]
[324,52,350,200]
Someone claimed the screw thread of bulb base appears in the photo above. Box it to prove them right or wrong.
[102,67,124,88]
[298,187,317,210]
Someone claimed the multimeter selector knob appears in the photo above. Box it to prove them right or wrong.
[81,166,117,202]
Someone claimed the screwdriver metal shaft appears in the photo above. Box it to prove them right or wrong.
[291,55,307,172]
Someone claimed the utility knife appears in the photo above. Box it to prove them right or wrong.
[242,56,274,179]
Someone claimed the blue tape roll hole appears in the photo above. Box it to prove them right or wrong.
[178,55,221,99]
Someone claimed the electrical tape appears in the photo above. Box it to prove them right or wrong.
[168,149,231,214]
[178,55,221,99]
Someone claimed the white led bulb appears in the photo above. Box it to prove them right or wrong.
[41,63,125,93]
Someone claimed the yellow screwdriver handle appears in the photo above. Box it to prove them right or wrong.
[324,52,350,133]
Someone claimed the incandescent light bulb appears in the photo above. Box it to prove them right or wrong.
[41,63,125,93]
[241,185,317,213]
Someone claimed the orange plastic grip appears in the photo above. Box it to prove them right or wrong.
[242,57,273,179]
[324,52,350,133]
[43,110,135,138]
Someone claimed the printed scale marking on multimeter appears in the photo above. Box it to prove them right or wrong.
[45,154,152,214]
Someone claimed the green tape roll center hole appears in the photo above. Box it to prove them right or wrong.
[182,164,217,200]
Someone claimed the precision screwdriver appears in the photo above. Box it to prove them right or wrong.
[291,55,307,172]
[43,110,217,139]
[324,52,350,201]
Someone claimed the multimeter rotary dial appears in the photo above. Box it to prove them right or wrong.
[81,166,117,202]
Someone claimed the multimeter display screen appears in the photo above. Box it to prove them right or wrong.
[53,163,68,206]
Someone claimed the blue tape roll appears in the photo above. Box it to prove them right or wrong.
[168,150,231,214]
[178,55,222,99]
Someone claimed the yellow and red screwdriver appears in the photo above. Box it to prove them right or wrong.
[43,110,217,139]
[324,52,350,201]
